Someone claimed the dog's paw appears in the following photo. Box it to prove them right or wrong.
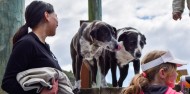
[73,88,80,94]
[74,80,81,89]
[101,85,108,88]
[101,81,108,87]
[91,82,97,88]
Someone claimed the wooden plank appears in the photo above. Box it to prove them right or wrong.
[100,87,124,94]
[80,88,100,94]
[81,61,90,88]
[79,88,124,94]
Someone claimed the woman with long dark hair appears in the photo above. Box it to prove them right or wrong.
[1,1,64,94]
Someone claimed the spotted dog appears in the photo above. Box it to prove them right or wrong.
[70,20,119,90]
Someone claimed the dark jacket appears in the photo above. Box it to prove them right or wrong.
[142,85,181,94]
[1,32,62,94]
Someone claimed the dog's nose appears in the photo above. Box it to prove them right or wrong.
[115,44,121,50]
[135,52,141,58]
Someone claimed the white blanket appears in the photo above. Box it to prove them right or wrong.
[16,67,74,94]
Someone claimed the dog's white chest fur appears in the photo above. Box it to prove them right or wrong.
[116,42,134,67]
[79,37,102,62]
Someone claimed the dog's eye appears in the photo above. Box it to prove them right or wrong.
[103,32,111,42]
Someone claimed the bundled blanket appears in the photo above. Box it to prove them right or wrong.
[16,67,74,94]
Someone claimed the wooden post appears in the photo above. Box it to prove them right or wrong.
[88,0,102,21]
[81,60,91,88]
[80,0,102,88]
[80,20,91,88]
[0,0,24,93]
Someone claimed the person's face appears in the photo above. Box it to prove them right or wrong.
[165,70,178,88]
[47,12,58,36]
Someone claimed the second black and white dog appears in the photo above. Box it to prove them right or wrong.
[101,27,146,87]
[70,20,119,90]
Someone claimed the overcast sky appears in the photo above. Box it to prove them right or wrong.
[25,0,190,87]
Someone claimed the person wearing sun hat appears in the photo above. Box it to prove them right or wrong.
[121,50,188,94]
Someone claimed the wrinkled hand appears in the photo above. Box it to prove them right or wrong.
[41,79,58,94]
[173,12,182,21]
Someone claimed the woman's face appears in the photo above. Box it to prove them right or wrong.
[165,70,178,88]
[47,12,58,36]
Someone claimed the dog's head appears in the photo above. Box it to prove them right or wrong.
[89,21,119,51]
[117,27,146,59]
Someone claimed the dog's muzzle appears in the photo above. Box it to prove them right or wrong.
[106,42,121,52]
[134,50,141,58]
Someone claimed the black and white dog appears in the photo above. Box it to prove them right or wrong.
[101,27,146,87]
[70,20,119,90]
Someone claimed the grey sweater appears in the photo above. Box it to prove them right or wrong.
[17,67,74,94]
[173,0,190,13]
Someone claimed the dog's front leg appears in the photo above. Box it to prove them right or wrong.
[74,54,83,89]
[88,58,97,88]
[111,61,117,87]
[118,64,129,87]
[99,56,108,87]
[133,59,140,74]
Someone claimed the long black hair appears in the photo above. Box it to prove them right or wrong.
[13,1,54,45]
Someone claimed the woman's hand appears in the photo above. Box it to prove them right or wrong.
[173,12,182,21]
[41,79,58,94]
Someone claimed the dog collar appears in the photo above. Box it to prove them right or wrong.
[141,51,187,71]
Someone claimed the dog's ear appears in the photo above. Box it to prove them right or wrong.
[112,26,117,38]
[112,27,117,32]
[142,34,146,44]
[118,33,127,42]
[106,24,117,33]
